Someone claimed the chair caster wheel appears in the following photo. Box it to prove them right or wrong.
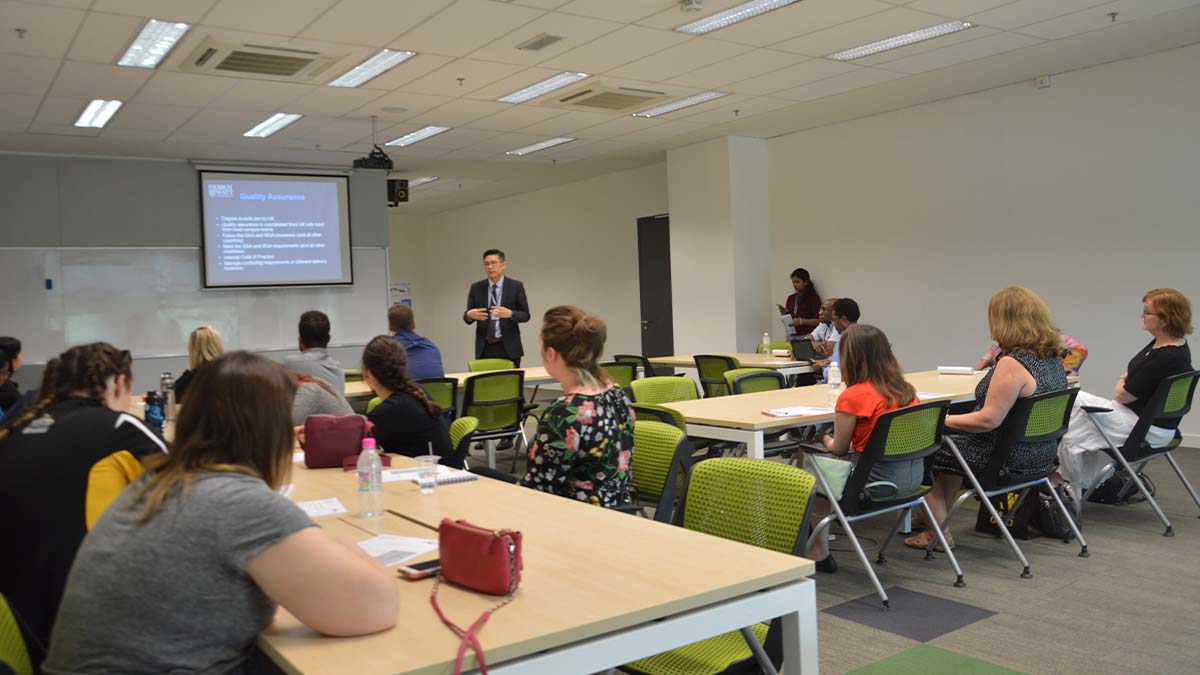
[924,551,934,561]
[1020,567,1032,579]
[881,600,890,612]
[954,576,965,588]
[1164,527,1175,537]
[1078,546,1089,558]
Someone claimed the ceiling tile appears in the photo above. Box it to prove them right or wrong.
[512,0,573,9]
[407,99,511,126]
[348,91,456,123]
[876,30,1042,73]
[667,49,808,88]
[403,59,526,97]
[0,1,86,58]
[557,0,677,23]
[18,0,91,8]
[772,7,959,56]
[465,105,568,131]
[635,0,751,30]
[34,95,92,125]
[509,108,617,135]
[134,71,237,106]
[286,87,385,117]
[392,0,547,57]
[177,107,273,135]
[401,126,501,148]
[48,61,153,99]
[726,58,860,95]
[302,0,455,47]
[92,0,217,23]
[771,66,903,101]
[572,115,662,140]
[539,25,691,73]
[66,12,145,64]
[607,118,706,143]
[465,131,547,153]
[380,144,453,158]
[968,0,1112,30]
[460,66,563,101]
[0,93,42,125]
[28,123,102,137]
[906,0,1013,18]
[99,128,172,142]
[206,80,315,111]
[0,55,60,95]
[853,24,996,65]
[1018,0,1200,40]
[466,12,624,66]
[668,95,796,123]
[356,53,456,90]
[607,37,754,82]
[696,0,894,47]
[106,102,198,131]
[276,117,370,144]
[203,0,339,37]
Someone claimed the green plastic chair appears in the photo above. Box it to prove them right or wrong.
[935,389,1087,580]
[600,361,637,389]
[444,416,478,470]
[756,341,792,355]
[631,402,685,430]
[693,355,741,398]
[365,396,382,414]
[614,354,656,378]
[725,369,801,459]
[344,368,363,383]
[417,377,458,420]
[1,593,33,675]
[629,420,694,523]
[462,370,526,470]
[629,376,699,404]
[468,358,514,372]
[622,458,817,675]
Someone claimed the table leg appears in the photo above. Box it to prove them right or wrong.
[747,431,765,460]
[782,579,819,675]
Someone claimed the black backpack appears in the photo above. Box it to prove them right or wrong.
[1087,471,1154,504]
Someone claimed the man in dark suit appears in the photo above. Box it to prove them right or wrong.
[463,248,531,367]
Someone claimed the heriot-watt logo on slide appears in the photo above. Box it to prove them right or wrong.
[208,183,234,198]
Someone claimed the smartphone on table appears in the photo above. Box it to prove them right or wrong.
[397,558,441,580]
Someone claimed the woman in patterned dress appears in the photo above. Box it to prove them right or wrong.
[519,306,635,508]
[905,287,1067,550]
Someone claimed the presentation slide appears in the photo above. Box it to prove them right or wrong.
[200,172,353,288]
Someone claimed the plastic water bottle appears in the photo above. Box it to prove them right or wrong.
[827,362,843,408]
[357,437,383,518]
[762,332,771,354]
[160,372,175,423]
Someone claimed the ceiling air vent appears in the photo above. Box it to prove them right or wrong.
[182,36,346,82]
[548,84,669,112]
[516,33,565,51]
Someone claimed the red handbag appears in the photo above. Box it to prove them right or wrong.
[300,415,374,469]
[430,518,523,675]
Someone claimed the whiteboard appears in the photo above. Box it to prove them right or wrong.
[1,247,388,362]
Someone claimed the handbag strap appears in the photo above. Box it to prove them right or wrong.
[429,574,518,675]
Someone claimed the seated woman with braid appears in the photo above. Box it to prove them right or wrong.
[361,335,453,459]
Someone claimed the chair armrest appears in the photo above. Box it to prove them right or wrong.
[1081,406,1113,414]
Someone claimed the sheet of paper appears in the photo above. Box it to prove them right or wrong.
[763,405,834,417]
[296,497,347,518]
[357,534,439,567]
[382,465,460,483]
[937,366,983,375]
[916,392,951,399]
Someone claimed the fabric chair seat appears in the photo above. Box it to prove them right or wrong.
[622,623,769,675]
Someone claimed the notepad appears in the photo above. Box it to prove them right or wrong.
[382,465,479,486]
[296,497,347,517]
[763,405,834,418]
[937,366,984,375]
[357,535,438,567]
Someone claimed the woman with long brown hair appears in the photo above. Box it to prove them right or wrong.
[905,286,1067,550]
[520,305,635,508]
[804,324,924,572]
[362,335,452,459]
[44,352,397,674]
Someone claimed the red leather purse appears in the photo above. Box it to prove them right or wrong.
[300,415,374,469]
[430,518,523,675]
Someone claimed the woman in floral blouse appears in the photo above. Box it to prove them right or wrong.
[519,305,634,508]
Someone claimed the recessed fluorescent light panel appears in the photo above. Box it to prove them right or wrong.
[409,176,439,187]
[328,49,416,87]
[117,19,190,69]
[506,137,575,156]
[675,0,800,35]
[827,21,975,61]
[497,71,589,104]
[74,99,123,128]
[385,125,451,147]
[632,91,729,118]
[243,113,302,138]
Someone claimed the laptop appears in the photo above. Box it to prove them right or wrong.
[788,338,816,362]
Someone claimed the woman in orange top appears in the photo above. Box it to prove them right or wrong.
[805,324,923,572]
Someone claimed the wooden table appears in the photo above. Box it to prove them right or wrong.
[662,370,988,460]
[649,352,814,379]
[264,459,819,675]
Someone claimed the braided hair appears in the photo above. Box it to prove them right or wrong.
[0,343,132,442]
[361,336,441,418]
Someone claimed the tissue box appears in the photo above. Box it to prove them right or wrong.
[771,348,792,358]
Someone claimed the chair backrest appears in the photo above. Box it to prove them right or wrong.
[789,338,817,361]
[365,396,382,414]
[468,358,514,372]
[979,388,1079,490]
[0,594,32,675]
[726,368,783,395]
[840,400,949,514]
[599,362,637,389]
[756,341,792,355]
[417,377,458,418]
[445,416,479,469]
[630,420,694,522]
[1122,370,1200,459]
[693,354,741,397]
[630,376,699,404]
[676,458,817,556]
[344,368,363,383]
[462,371,525,432]
[613,354,655,378]
[631,402,686,430]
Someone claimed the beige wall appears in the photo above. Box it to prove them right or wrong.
[768,43,1200,439]
[391,162,667,370]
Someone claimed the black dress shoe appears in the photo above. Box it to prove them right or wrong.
[496,438,514,451]
[815,554,838,574]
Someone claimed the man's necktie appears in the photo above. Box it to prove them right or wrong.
[490,283,501,339]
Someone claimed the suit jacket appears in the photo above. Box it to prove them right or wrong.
[463,277,530,359]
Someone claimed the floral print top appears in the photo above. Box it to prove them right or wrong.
[519,386,635,508]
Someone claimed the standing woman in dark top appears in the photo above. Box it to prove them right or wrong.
[777,268,822,337]
[1058,288,1193,490]
[361,336,452,460]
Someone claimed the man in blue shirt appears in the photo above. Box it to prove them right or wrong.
[389,304,445,380]
[813,298,860,382]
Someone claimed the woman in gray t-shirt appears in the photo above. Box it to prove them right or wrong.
[45,352,397,675]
